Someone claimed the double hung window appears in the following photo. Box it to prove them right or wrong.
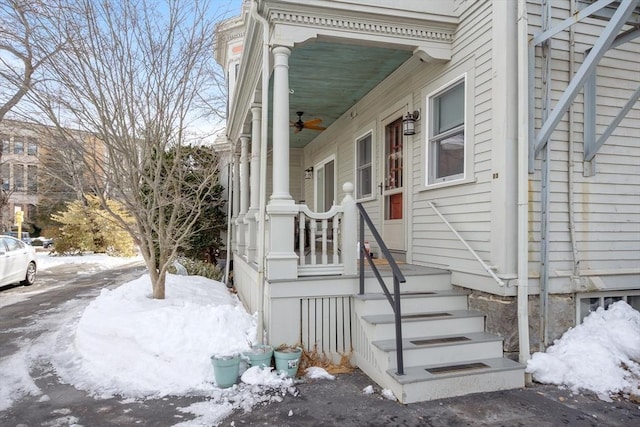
[355,132,373,199]
[428,78,465,184]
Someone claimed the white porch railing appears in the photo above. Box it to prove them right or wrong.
[297,204,343,276]
[296,182,357,277]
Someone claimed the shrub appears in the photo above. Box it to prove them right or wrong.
[51,195,136,256]
[175,257,224,282]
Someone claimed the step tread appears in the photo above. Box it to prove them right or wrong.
[354,289,470,301]
[388,357,524,384]
[362,309,484,325]
[372,331,502,352]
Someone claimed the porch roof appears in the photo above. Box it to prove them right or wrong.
[225,0,457,148]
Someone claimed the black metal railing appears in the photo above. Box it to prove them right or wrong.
[356,203,406,375]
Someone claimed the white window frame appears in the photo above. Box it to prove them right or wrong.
[354,129,375,201]
[425,74,467,186]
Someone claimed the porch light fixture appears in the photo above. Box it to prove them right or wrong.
[304,166,314,179]
[402,110,420,136]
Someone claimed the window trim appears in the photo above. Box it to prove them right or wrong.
[314,154,336,212]
[424,74,469,188]
[354,128,375,202]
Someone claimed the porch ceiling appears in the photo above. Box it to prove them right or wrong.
[271,40,413,148]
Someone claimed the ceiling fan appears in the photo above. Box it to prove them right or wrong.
[290,111,326,133]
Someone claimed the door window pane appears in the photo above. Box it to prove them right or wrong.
[385,118,403,191]
[387,193,402,220]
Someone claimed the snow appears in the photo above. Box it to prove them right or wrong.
[1,253,639,425]
[0,254,302,425]
[304,367,335,380]
[527,300,640,401]
[37,251,143,272]
[362,385,375,395]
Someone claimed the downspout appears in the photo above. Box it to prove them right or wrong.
[224,153,233,284]
[252,0,269,345]
[568,0,581,282]
[517,0,531,367]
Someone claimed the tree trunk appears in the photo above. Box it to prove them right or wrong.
[152,270,166,299]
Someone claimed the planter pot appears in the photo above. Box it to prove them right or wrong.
[243,345,274,368]
[211,354,240,388]
[274,346,302,377]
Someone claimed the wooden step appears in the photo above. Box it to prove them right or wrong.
[385,357,525,403]
[360,310,486,340]
[354,289,470,315]
[372,332,504,370]
[359,268,452,293]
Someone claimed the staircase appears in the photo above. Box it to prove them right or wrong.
[351,267,525,403]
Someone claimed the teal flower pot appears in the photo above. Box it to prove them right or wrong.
[211,354,240,388]
[274,346,302,377]
[243,345,274,368]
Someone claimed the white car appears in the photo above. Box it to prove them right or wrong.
[0,235,37,286]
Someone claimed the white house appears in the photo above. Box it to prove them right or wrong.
[214,0,640,403]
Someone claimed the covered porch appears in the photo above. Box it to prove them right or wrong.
[216,0,457,300]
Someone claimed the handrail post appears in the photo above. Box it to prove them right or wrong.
[359,211,365,295]
[393,275,404,375]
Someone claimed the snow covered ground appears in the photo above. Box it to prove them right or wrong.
[1,253,639,425]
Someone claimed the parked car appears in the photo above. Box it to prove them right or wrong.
[4,231,32,245]
[0,235,37,286]
[32,236,54,248]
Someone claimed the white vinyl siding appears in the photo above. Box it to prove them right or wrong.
[527,0,640,290]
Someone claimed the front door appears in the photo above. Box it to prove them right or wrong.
[382,117,405,251]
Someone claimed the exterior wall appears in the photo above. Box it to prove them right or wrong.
[301,0,506,289]
[300,0,639,306]
[0,120,48,232]
[0,136,39,231]
[221,0,639,352]
[232,254,260,315]
[527,1,640,295]
[412,0,498,290]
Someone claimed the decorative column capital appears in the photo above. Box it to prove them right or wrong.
[250,103,262,116]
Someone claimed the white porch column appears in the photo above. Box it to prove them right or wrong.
[236,135,250,257]
[231,148,240,253]
[246,104,261,263]
[266,46,298,280]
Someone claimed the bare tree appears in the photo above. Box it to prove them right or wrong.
[35,0,228,298]
[0,1,66,221]
[0,0,64,123]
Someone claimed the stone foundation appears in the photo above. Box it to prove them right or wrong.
[461,287,576,357]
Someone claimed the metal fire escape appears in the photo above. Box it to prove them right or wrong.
[529,0,640,347]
